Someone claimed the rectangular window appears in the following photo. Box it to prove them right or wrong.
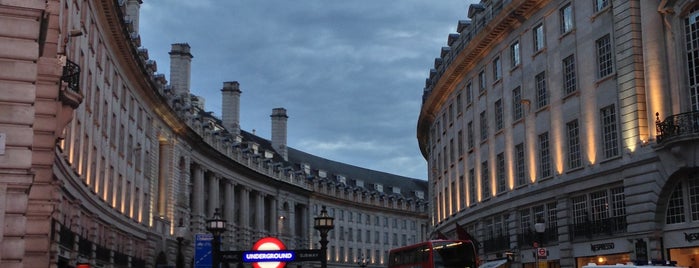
[456,93,463,115]
[457,130,464,157]
[512,87,523,120]
[563,54,577,95]
[469,168,476,204]
[459,175,466,208]
[467,121,474,149]
[466,81,473,104]
[560,3,574,34]
[601,105,619,158]
[496,153,506,194]
[515,143,526,186]
[495,99,503,131]
[594,0,609,13]
[567,119,582,169]
[481,161,491,199]
[448,103,454,125]
[478,70,487,93]
[533,23,545,51]
[539,132,552,178]
[510,41,520,67]
[480,111,488,141]
[536,71,548,108]
[449,139,455,163]
[597,34,614,78]
[493,56,502,81]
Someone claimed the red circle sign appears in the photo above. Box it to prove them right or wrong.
[537,248,546,257]
[252,237,287,268]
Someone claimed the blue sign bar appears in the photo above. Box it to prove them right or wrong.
[243,251,296,262]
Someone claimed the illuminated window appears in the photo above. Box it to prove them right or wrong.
[512,87,523,120]
[533,23,545,52]
[481,161,491,199]
[535,71,548,108]
[515,143,526,186]
[560,3,574,34]
[600,105,619,159]
[538,132,552,178]
[596,34,614,78]
[510,41,520,67]
[563,54,577,95]
[496,153,506,194]
[495,99,503,131]
[567,119,582,169]
[684,7,699,110]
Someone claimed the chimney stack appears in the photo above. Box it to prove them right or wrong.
[125,0,141,33]
[169,43,193,96]
[271,108,288,161]
[221,81,242,136]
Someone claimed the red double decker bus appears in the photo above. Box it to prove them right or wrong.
[388,240,479,268]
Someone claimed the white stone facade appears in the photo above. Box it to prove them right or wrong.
[418,0,699,267]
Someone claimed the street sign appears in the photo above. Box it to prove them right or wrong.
[292,249,323,262]
[251,237,287,268]
[537,247,547,257]
[194,234,213,268]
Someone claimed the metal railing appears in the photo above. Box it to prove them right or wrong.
[656,111,699,143]
[570,216,626,239]
[61,59,81,92]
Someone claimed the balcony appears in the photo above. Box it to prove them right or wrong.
[656,111,699,143]
[483,234,510,253]
[570,216,626,240]
[61,59,80,93]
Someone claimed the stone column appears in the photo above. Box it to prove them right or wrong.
[192,165,205,228]
[207,173,219,217]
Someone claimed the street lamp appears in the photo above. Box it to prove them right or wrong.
[357,254,369,268]
[534,217,546,268]
[314,206,335,268]
[176,219,187,268]
[207,208,227,268]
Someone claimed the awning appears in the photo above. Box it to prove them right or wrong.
[479,259,509,268]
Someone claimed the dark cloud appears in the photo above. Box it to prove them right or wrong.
[139,0,476,179]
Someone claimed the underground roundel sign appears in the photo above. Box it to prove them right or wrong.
[245,237,293,268]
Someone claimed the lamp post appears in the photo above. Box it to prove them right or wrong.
[357,254,369,268]
[207,208,227,268]
[176,219,187,268]
[534,217,546,268]
[314,206,335,268]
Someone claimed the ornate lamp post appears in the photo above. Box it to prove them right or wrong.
[176,219,187,268]
[534,217,546,268]
[206,208,227,268]
[314,206,335,268]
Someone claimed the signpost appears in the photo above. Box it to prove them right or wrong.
[194,234,213,268]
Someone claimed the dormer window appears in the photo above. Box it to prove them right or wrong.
[264,150,274,159]
[393,187,401,194]
[337,175,346,185]
[415,191,425,199]
[318,170,327,178]
[375,184,383,193]
[302,164,311,175]
[356,180,364,188]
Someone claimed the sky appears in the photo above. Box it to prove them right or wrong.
[138,0,478,180]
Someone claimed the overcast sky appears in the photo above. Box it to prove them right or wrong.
[138,0,478,180]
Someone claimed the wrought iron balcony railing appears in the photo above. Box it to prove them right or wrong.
[61,59,81,93]
[656,111,699,143]
[483,234,511,253]
[570,216,626,240]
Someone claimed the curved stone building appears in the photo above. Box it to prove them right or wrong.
[418,0,699,267]
[0,0,427,267]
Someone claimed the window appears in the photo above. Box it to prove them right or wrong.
[535,71,548,108]
[684,8,699,110]
[515,143,526,186]
[493,56,502,81]
[567,119,582,169]
[495,99,503,131]
[496,153,506,194]
[478,70,487,93]
[538,132,552,178]
[466,80,473,104]
[596,34,613,78]
[512,87,523,120]
[449,139,455,163]
[563,54,577,95]
[469,168,476,204]
[459,175,466,208]
[481,161,490,199]
[467,121,474,149]
[600,105,619,159]
[448,103,454,125]
[456,93,463,114]
[480,111,488,141]
[458,130,464,157]
[510,41,520,67]
[533,23,545,51]
[560,3,573,34]
[594,0,609,13]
